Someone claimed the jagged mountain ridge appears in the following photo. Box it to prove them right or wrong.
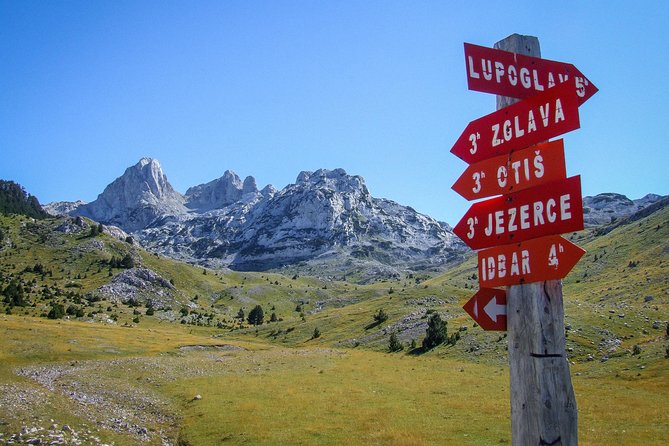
[582,192,666,226]
[55,158,465,272]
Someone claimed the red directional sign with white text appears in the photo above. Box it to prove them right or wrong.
[478,235,585,288]
[452,139,566,201]
[464,42,598,106]
[450,81,580,164]
[462,288,507,331]
[453,175,584,250]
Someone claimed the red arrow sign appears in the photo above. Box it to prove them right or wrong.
[462,288,507,331]
[453,175,584,250]
[465,42,598,106]
[450,80,580,164]
[452,139,566,201]
[478,235,585,288]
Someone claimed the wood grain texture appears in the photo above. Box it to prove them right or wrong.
[496,33,578,446]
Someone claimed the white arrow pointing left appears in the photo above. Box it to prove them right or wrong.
[484,296,506,322]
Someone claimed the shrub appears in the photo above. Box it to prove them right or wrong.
[422,313,447,350]
[120,254,135,269]
[312,327,321,339]
[373,309,388,324]
[47,303,65,320]
[247,305,264,326]
[388,332,404,352]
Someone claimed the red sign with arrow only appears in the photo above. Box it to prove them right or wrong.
[453,175,584,250]
[462,288,507,331]
[452,139,566,201]
[478,235,585,288]
[464,42,598,106]
[450,80,580,165]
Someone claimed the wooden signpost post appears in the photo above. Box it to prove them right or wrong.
[454,33,597,445]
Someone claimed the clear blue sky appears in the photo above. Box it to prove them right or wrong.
[2,1,667,224]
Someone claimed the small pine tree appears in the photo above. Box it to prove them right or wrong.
[312,327,321,339]
[388,332,404,352]
[237,308,245,321]
[247,305,264,326]
[422,313,448,350]
[47,303,65,320]
[374,308,389,324]
[270,312,278,322]
[120,254,135,269]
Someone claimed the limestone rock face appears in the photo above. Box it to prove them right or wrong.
[185,170,254,212]
[583,193,666,226]
[75,158,186,232]
[106,163,466,272]
[92,267,176,308]
[57,159,466,272]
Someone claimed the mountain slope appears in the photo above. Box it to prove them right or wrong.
[583,192,665,226]
[56,160,465,275]
[0,180,49,219]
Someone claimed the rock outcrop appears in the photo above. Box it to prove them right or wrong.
[583,193,666,226]
[75,158,187,232]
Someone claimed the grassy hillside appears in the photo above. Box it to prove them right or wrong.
[1,205,668,445]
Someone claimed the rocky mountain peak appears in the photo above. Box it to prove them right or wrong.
[185,170,259,211]
[75,157,186,232]
[295,168,369,195]
[242,176,258,195]
[583,192,666,226]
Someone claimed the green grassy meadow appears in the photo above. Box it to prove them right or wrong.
[1,207,668,445]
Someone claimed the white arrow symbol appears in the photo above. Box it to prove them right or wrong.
[484,296,506,322]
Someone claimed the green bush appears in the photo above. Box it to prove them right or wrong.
[422,313,447,350]
[247,305,264,326]
[47,303,65,320]
[388,332,404,352]
[374,309,388,324]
